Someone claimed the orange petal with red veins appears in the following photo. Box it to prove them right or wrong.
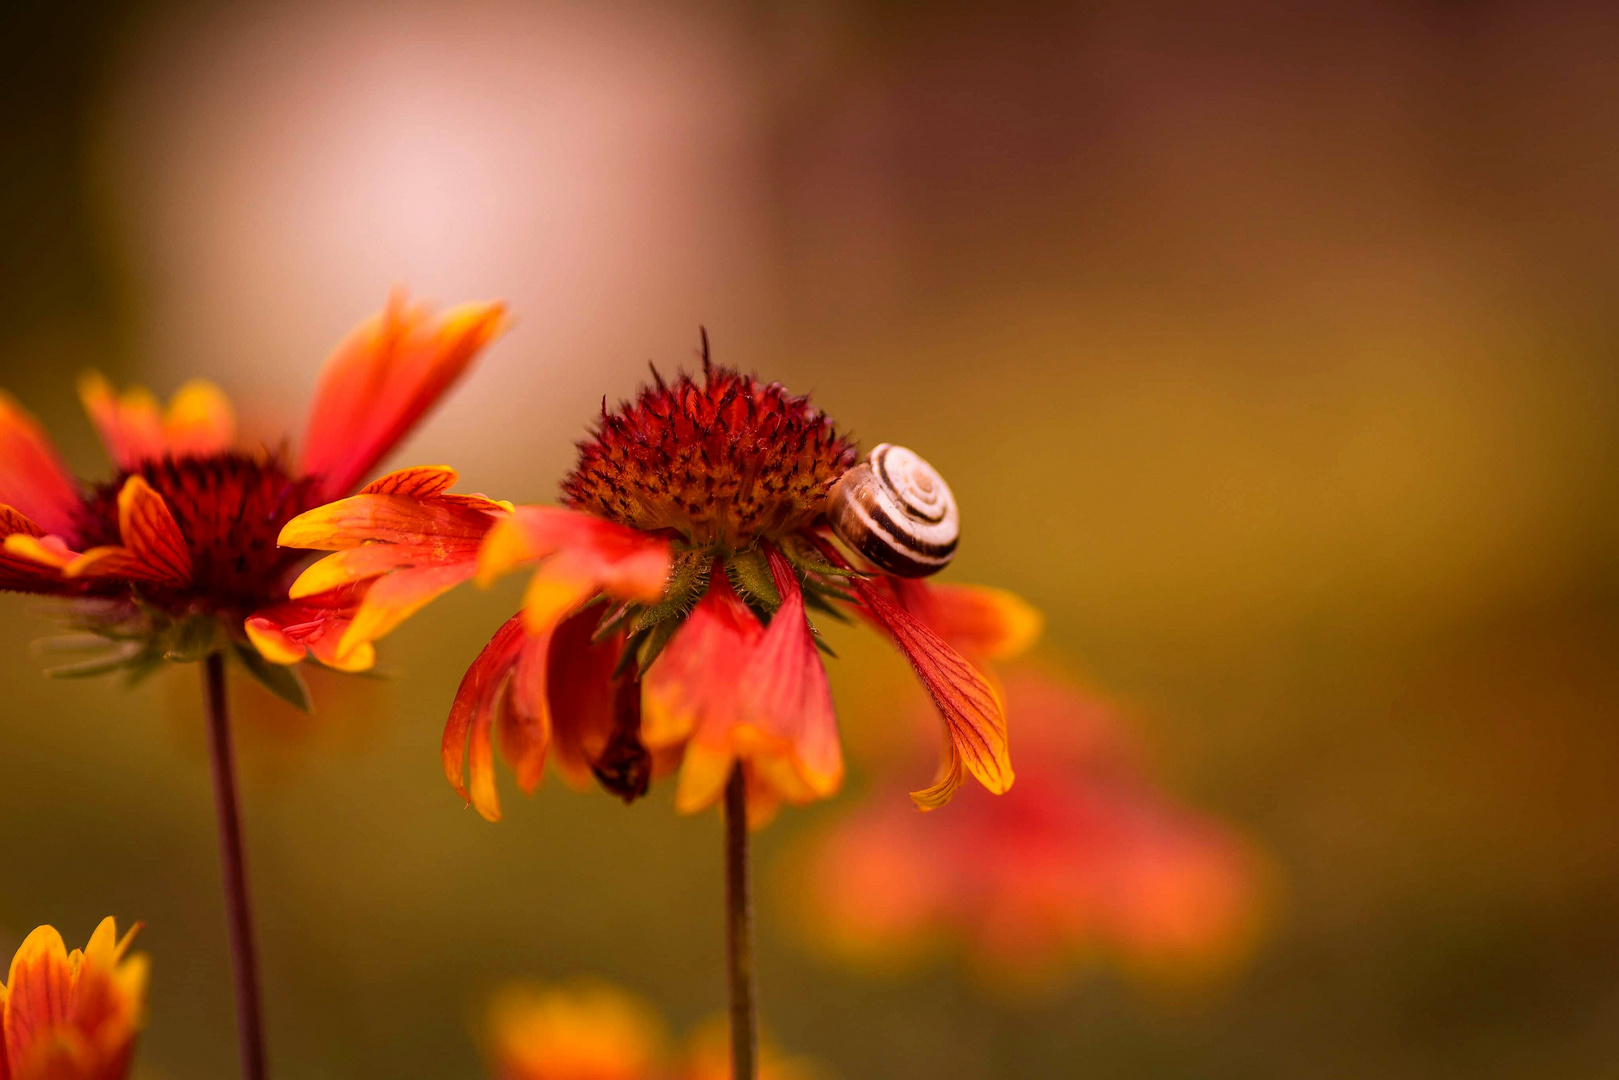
[895,580,1043,661]
[443,615,526,820]
[65,476,193,587]
[853,575,1012,807]
[162,379,236,458]
[280,492,498,552]
[0,392,83,538]
[298,293,507,499]
[359,464,459,498]
[4,925,73,1064]
[641,573,762,752]
[78,372,164,469]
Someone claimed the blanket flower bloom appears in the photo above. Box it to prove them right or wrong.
[482,980,818,1080]
[279,347,1040,823]
[0,293,504,700]
[787,666,1266,984]
[0,917,148,1080]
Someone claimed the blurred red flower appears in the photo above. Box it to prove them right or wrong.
[786,666,1267,984]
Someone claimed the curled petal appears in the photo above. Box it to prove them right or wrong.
[358,464,459,498]
[851,573,1012,807]
[245,582,374,672]
[0,391,83,538]
[894,580,1043,661]
[298,293,507,499]
[65,475,193,588]
[443,615,527,820]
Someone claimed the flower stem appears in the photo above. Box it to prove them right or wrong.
[723,766,758,1080]
[203,652,269,1080]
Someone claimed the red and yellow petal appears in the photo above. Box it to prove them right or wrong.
[160,380,236,459]
[443,615,527,821]
[63,476,193,588]
[298,293,507,500]
[0,392,84,539]
[895,580,1043,661]
[78,372,164,470]
[733,548,843,802]
[477,506,671,636]
[544,609,624,790]
[3,926,73,1064]
[0,506,79,593]
[850,573,1013,808]
[244,582,373,672]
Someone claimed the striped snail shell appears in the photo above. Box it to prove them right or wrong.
[826,443,958,578]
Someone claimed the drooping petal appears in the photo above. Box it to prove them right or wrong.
[442,615,526,821]
[641,570,762,755]
[892,580,1043,661]
[498,628,554,795]
[0,391,83,539]
[281,488,502,554]
[642,570,769,815]
[545,608,626,790]
[298,294,507,499]
[733,546,843,801]
[64,475,193,588]
[850,572,1013,807]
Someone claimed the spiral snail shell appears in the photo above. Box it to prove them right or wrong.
[826,444,958,577]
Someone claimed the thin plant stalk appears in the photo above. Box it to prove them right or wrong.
[723,766,758,1080]
[203,651,269,1080]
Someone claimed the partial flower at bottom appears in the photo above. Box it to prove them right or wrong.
[482,980,820,1080]
[0,917,148,1080]
[784,665,1268,986]
[278,352,1041,824]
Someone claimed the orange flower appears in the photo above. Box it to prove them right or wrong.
[0,917,148,1080]
[484,981,665,1080]
[787,666,1266,984]
[280,353,1039,822]
[0,293,504,702]
[481,981,819,1080]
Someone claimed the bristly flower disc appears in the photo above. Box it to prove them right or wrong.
[561,355,858,551]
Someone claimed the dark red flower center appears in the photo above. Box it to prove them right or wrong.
[561,360,858,550]
[75,454,323,618]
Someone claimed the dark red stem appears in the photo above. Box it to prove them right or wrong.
[724,766,758,1080]
[203,652,269,1080]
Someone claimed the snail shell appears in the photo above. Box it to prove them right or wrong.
[826,443,958,577]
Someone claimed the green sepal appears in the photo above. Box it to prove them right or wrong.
[635,616,681,674]
[727,548,781,612]
[162,615,224,664]
[40,640,144,679]
[812,635,838,659]
[800,586,853,623]
[231,643,313,713]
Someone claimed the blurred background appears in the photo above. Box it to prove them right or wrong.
[3,0,1618,1076]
